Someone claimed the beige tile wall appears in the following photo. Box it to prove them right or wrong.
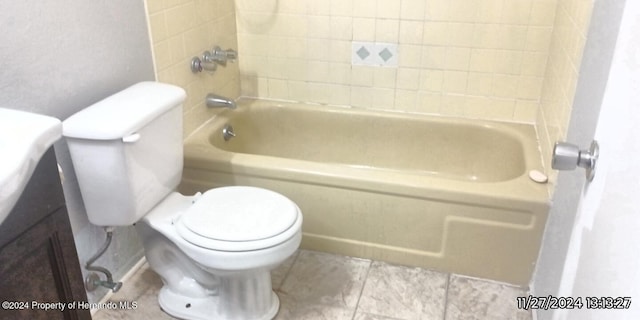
[235,0,558,122]
[536,0,593,184]
[143,0,593,181]
[145,0,240,137]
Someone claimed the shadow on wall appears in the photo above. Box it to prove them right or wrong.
[239,72,260,98]
[0,0,155,304]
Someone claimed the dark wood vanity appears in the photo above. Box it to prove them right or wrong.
[0,148,91,320]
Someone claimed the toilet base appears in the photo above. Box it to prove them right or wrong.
[157,283,280,320]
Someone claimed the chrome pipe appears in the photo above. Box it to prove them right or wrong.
[85,226,123,292]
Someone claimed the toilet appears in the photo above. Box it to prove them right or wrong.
[62,82,302,320]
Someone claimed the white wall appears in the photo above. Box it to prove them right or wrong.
[557,1,640,318]
[532,0,624,299]
[0,0,155,303]
[533,0,640,319]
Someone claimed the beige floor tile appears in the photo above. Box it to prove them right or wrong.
[93,285,175,320]
[274,294,355,320]
[277,250,371,309]
[354,311,407,320]
[357,261,448,320]
[272,250,300,290]
[444,274,531,320]
[94,251,532,320]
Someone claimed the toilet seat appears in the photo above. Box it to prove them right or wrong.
[176,186,301,252]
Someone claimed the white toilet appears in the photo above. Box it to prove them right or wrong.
[62,82,302,320]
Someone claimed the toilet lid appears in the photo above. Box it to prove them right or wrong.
[180,186,299,242]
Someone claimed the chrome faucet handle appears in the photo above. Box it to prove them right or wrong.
[210,46,237,66]
[191,51,217,73]
[222,125,236,141]
[190,46,238,73]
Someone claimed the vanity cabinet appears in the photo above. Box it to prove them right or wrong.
[0,148,91,320]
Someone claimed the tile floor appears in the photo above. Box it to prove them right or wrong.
[93,250,531,320]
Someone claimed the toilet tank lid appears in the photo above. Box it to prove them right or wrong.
[62,82,186,140]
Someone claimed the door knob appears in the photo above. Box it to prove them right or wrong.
[552,140,599,181]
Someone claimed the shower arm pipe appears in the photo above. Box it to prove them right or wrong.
[85,226,122,292]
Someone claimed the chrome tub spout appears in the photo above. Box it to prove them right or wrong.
[206,93,236,109]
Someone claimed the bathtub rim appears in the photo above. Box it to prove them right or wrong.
[183,98,549,208]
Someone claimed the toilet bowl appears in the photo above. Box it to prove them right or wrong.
[61,82,302,320]
[138,187,302,320]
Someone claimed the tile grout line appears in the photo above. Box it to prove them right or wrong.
[275,249,303,292]
[95,251,533,320]
[441,273,452,320]
[350,259,374,320]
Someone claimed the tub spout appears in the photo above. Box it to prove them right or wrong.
[206,93,236,109]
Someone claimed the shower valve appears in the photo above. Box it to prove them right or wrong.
[209,46,237,66]
[191,52,217,73]
[190,46,238,73]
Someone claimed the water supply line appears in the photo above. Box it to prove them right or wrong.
[84,226,123,292]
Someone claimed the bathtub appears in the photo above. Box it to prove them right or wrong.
[180,98,549,286]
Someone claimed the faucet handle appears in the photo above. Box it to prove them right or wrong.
[191,46,238,73]
[211,46,237,66]
[191,51,217,73]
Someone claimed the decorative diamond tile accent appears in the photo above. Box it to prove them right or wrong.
[378,48,393,62]
[356,46,370,60]
[352,41,397,67]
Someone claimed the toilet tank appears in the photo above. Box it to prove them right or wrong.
[63,82,187,226]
